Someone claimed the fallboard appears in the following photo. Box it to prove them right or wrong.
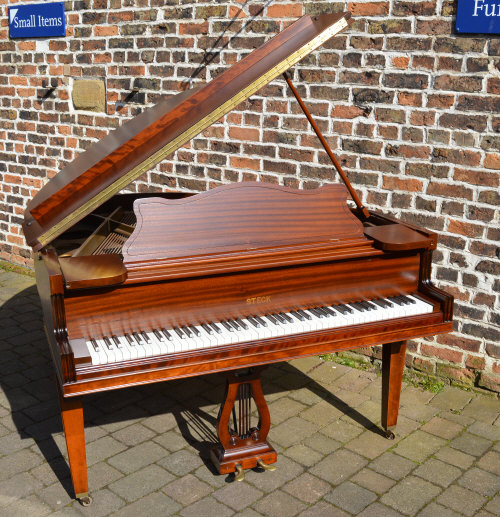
[64,253,421,340]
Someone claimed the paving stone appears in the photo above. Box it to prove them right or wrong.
[282,472,330,503]
[0,447,44,481]
[321,419,364,442]
[485,495,500,515]
[449,432,492,456]
[297,500,351,517]
[438,410,475,426]
[310,448,367,485]
[393,430,446,462]
[351,468,396,494]
[325,480,377,513]
[193,464,229,488]
[381,475,441,515]
[112,423,156,446]
[235,509,265,517]
[1,495,52,517]
[429,387,473,410]
[475,511,498,517]
[108,464,174,502]
[357,502,405,517]
[335,388,370,409]
[436,484,486,516]
[268,397,307,424]
[37,481,75,509]
[307,362,350,385]
[370,452,416,480]
[213,479,264,511]
[142,410,179,433]
[300,399,344,425]
[288,386,325,406]
[399,402,438,422]
[461,397,500,424]
[270,416,318,447]
[435,445,475,469]
[399,386,435,407]
[414,458,461,487]
[110,491,181,517]
[458,467,500,497]
[416,502,460,517]
[477,450,500,476]
[179,495,235,517]
[289,356,322,374]
[108,441,169,474]
[303,431,341,455]
[420,415,463,439]
[85,436,128,467]
[0,471,43,507]
[283,443,324,467]
[163,473,214,505]
[253,490,306,517]
[247,456,303,493]
[346,429,396,459]
[467,420,500,441]
[390,415,420,437]
[355,399,383,424]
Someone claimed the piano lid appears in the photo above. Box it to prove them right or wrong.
[23,11,352,251]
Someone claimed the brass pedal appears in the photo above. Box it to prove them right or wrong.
[234,464,245,482]
[257,459,276,472]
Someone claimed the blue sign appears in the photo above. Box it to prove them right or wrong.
[9,2,65,38]
[456,0,500,33]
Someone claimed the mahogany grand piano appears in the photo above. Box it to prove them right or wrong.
[22,11,453,505]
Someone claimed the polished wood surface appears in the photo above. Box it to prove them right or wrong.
[364,224,433,251]
[23,12,352,251]
[381,341,407,434]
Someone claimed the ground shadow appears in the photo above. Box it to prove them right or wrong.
[0,283,382,497]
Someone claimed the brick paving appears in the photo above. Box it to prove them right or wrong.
[0,267,499,516]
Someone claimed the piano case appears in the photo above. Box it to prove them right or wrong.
[22,10,453,503]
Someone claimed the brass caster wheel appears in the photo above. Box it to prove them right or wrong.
[234,464,245,482]
[78,495,93,506]
[257,459,276,472]
[385,430,395,440]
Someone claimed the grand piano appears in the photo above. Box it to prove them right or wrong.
[22,11,453,505]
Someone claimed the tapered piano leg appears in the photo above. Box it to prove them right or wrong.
[210,367,277,478]
[58,389,91,505]
[381,341,407,439]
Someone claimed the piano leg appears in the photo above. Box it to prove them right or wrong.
[210,367,277,478]
[58,389,91,505]
[381,341,407,439]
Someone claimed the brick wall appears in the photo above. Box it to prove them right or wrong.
[1,0,499,392]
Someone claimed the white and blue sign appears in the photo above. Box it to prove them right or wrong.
[456,0,500,33]
[9,2,65,38]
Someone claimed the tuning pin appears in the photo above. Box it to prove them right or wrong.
[234,464,245,482]
[257,459,276,471]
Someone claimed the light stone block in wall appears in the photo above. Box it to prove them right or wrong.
[72,79,106,112]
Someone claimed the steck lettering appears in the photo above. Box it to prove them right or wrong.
[246,296,271,304]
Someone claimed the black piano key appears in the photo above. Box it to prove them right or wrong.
[174,327,185,338]
[236,318,248,330]
[141,331,152,343]
[90,338,100,351]
[190,325,202,337]
[202,323,214,335]
[336,304,353,314]
[161,328,173,340]
[103,337,113,349]
[371,299,388,308]
[125,333,135,345]
[228,320,241,331]
[401,295,416,304]
[221,321,234,332]
[359,301,373,311]
[210,322,223,334]
[255,316,268,327]
[181,326,193,337]
[133,332,144,344]
[316,307,331,317]
[321,307,336,317]
[291,310,305,321]
[247,317,260,328]
[112,335,122,347]
[273,313,286,324]
[265,314,278,325]
[279,312,294,323]
[388,296,404,306]
[298,310,312,320]
[392,295,409,305]
[350,303,365,312]
[153,329,165,341]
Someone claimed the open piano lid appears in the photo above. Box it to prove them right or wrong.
[23,11,352,252]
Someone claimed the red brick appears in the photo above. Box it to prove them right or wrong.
[465,355,485,370]
[392,56,410,68]
[484,153,500,170]
[267,3,303,17]
[348,2,389,15]
[447,219,484,238]
[229,156,260,170]
[478,372,500,393]
[228,127,260,142]
[421,344,463,364]
[436,334,481,353]
[331,105,369,119]
[382,176,423,192]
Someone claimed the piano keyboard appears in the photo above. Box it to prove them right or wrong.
[85,295,434,365]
